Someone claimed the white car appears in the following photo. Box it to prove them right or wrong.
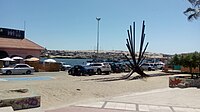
[60,62,72,71]
[155,62,165,70]
[140,63,156,71]
[88,62,112,75]
[0,64,34,75]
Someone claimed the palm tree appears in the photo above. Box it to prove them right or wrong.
[184,0,200,21]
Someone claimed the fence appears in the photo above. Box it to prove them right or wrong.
[181,67,200,73]
[25,61,60,72]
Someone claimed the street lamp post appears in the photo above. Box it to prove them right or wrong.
[96,17,101,55]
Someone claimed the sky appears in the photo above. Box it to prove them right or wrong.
[0,0,199,54]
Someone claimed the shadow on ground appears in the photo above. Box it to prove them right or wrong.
[84,72,175,82]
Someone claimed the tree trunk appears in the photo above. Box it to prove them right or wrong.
[190,66,193,79]
[199,65,200,73]
[198,65,200,78]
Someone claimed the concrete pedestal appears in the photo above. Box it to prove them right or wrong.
[0,89,40,110]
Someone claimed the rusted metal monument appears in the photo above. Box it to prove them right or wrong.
[124,21,149,79]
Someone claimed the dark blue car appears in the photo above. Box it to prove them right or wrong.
[68,65,94,76]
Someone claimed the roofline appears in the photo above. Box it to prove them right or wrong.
[25,38,45,50]
[0,47,44,51]
[0,37,45,50]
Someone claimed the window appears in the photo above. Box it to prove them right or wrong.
[15,65,29,68]
[91,64,102,66]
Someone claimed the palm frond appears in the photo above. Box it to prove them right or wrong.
[195,0,200,6]
[184,8,196,15]
[184,8,200,20]
[188,13,196,20]
[188,0,196,5]
[197,10,200,16]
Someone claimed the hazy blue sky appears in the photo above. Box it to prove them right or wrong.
[0,0,199,54]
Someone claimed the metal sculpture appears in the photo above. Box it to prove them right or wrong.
[124,21,149,78]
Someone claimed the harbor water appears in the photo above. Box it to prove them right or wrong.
[41,58,93,66]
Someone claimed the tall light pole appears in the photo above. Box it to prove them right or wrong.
[96,17,101,55]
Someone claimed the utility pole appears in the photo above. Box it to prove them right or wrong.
[96,17,101,55]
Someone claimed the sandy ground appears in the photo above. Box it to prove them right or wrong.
[0,71,172,110]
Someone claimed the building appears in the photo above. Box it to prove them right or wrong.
[0,28,44,59]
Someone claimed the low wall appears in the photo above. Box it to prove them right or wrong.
[25,61,40,72]
[0,89,40,111]
[181,67,200,73]
[25,61,60,72]
[169,76,200,88]
[0,96,40,110]
[42,62,61,72]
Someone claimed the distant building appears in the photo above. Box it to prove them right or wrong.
[0,28,44,59]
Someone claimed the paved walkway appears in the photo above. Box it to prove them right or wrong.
[46,88,200,112]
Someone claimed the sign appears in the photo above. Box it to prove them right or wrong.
[0,28,25,39]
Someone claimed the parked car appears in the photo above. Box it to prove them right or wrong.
[0,64,35,75]
[60,62,72,71]
[88,62,112,75]
[155,62,165,70]
[110,63,126,73]
[140,63,155,71]
[68,65,94,76]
